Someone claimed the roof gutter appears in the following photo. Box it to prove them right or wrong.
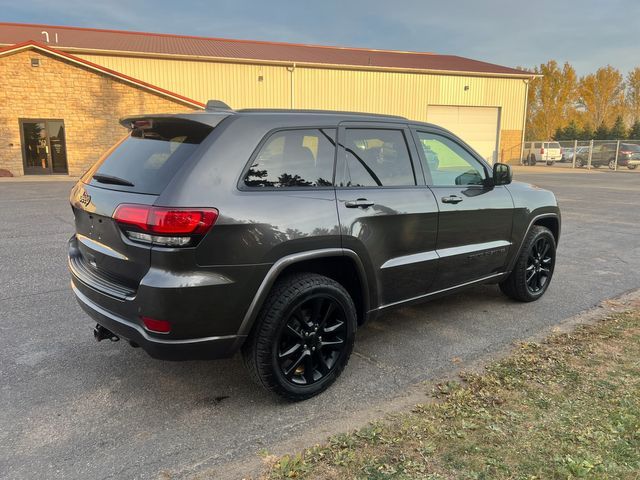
[0,43,538,79]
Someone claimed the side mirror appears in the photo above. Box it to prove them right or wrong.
[493,162,512,185]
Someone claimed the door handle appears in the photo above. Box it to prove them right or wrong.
[345,198,374,209]
[441,195,463,204]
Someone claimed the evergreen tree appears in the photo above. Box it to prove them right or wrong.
[610,115,627,139]
[580,124,595,140]
[594,123,610,140]
[562,120,581,140]
[628,120,640,140]
[553,126,564,140]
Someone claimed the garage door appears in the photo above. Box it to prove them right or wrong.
[427,106,500,163]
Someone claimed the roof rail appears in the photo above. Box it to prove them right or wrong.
[205,100,233,111]
[237,108,406,119]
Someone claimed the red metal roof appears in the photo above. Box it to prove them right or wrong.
[0,41,205,108]
[0,22,532,77]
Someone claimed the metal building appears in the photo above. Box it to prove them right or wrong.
[0,22,533,176]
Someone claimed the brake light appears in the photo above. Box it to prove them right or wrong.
[113,204,218,246]
[620,150,633,155]
[141,316,171,334]
[540,147,545,154]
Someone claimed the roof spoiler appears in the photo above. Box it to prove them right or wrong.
[205,100,233,111]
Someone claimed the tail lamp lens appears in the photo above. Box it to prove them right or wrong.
[113,204,218,246]
[141,316,171,334]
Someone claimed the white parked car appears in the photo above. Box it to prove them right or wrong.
[523,142,563,165]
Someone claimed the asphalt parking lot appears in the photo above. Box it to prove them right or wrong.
[1,169,639,479]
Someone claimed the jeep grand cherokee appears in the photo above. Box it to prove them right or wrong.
[69,102,560,400]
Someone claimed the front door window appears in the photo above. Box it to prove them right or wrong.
[21,119,68,174]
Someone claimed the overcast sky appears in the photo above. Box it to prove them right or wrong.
[2,0,638,75]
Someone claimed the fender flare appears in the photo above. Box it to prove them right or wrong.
[234,248,372,341]
[506,212,560,273]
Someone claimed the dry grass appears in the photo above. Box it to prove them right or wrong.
[261,310,640,479]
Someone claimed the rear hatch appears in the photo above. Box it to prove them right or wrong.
[543,142,562,159]
[69,116,217,297]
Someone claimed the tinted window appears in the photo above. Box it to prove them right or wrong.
[416,131,487,186]
[545,142,561,149]
[244,129,336,187]
[534,142,542,148]
[338,129,415,187]
[84,119,213,194]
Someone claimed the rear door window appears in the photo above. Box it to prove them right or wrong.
[337,128,416,187]
[244,129,336,187]
[84,118,213,194]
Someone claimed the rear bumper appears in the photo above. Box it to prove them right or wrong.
[72,281,242,360]
[67,234,269,360]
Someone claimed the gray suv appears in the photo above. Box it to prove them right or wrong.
[68,103,560,400]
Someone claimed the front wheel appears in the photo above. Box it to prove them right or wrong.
[499,225,556,302]
[575,157,584,168]
[529,154,537,166]
[629,165,638,170]
[242,273,357,401]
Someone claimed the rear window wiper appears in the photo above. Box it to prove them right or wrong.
[92,173,135,187]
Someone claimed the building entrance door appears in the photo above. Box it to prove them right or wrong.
[21,119,68,175]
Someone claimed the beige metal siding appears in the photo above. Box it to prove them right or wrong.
[75,54,526,130]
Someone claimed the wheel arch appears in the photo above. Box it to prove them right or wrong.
[235,249,374,341]
[506,212,560,274]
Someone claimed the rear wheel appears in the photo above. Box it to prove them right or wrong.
[629,165,638,170]
[546,160,555,166]
[529,154,537,166]
[575,157,584,168]
[242,273,356,401]
[608,158,616,170]
[499,225,556,302]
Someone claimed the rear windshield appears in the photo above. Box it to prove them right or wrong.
[544,142,561,149]
[622,144,640,151]
[83,119,213,194]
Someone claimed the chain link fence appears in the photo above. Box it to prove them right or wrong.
[518,140,640,171]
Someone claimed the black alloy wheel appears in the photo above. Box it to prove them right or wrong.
[499,225,556,302]
[525,236,553,294]
[242,273,356,401]
[276,295,347,386]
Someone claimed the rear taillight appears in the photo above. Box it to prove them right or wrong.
[620,150,633,155]
[113,204,218,247]
[540,147,545,154]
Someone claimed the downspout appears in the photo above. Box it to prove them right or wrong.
[286,63,296,109]
[519,78,530,165]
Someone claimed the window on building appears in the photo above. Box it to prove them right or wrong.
[244,129,336,187]
[338,129,416,187]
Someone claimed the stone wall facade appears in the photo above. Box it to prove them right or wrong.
[0,49,196,176]
[499,129,524,165]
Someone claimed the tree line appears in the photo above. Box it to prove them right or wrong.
[524,61,640,141]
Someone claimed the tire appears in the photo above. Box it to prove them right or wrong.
[242,273,357,401]
[608,159,616,170]
[629,165,638,170]
[592,163,601,168]
[575,157,584,168]
[529,154,537,166]
[546,161,554,166]
[499,225,556,302]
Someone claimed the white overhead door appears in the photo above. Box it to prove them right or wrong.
[427,106,500,164]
